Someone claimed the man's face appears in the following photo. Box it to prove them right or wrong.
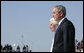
[52,8,60,21]
[49,21,56,32]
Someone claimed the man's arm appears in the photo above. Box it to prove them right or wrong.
[63,23,75,52]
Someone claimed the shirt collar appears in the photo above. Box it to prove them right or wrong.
[58,17,66,25]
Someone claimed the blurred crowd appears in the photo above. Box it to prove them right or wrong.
[75,39,83,52]
[1,44,32,52]
[1,39,83,52]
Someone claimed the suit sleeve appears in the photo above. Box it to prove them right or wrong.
[63,23,75,52]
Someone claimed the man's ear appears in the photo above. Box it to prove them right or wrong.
[60,11,63,17]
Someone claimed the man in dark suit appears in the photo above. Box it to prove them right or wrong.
[52,5,75,52]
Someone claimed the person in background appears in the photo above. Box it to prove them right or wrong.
[49,18,58,52]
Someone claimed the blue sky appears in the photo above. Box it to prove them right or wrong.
[1,1,83,52]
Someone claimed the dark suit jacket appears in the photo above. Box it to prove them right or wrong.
[52,18,75,52]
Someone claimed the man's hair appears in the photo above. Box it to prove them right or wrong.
[53,5,66,17]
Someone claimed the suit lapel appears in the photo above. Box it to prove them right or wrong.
[55,18,68,33]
